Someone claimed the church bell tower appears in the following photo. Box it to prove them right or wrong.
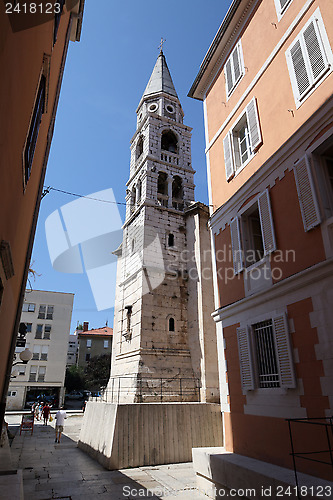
[108,50,210,403]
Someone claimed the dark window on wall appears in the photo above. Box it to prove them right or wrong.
[241,203,265,267]
[26,323,32,333]
[46,305,54,320]
[35,324,43,339]
[24,75,46,185]
[86,353,91,362]
[53,0,65,45]
[38,305,46,319]
[253,320,280,388]
[22,303,35,312]
[168,234,174,247]
[44,325,51,339]
[168,317,175,332]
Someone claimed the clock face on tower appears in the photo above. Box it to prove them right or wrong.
[166,104,175,114]
[148,103,158,113]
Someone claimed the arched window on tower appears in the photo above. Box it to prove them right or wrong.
[137,179,142,202]
[131,185,136,213]
[136,136,144,159]
[168,317,175,332]
[157,172,168,207]
[161,130,178,155]
[168,233,174,247]
[172,176,184,211]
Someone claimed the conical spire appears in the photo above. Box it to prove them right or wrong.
[143,51,178,98]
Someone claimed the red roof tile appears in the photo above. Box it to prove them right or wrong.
[78,326,113,337]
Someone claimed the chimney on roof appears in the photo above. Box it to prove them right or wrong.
[83,322,89,332]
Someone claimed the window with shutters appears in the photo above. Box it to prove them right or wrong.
[274,0,293,20]
[223,98,262,181]
[286,9,333,108]
[241,203,265,267]
[230,190,276,274]
[237,314,296,394]
[224,41,244,97]
[253,320,280,388]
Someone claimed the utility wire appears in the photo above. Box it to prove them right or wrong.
[43,186,128,206]
[43,185,215,208]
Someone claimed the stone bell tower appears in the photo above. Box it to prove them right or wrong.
[79,51,221,470]
[108,50,219,404]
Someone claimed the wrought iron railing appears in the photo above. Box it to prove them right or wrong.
[286,416,333,498]
[91,376,201,404]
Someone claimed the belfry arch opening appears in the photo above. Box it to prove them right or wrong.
[161,130,178,154]
[172,176,183,211]
[136,136,144,159]
[157,171,168,207]
[157,172,168,195]
[172,176,183,200]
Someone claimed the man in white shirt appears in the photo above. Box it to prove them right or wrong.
[55,407,67,443]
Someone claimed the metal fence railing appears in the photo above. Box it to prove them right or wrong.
[286,416,333,498]
[90,376,201,404]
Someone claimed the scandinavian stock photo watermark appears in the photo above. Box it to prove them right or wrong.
[122,484,332,498]
[45,187,297,311]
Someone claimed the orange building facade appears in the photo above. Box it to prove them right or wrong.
[190,0,333,481]
[0,1,84,429]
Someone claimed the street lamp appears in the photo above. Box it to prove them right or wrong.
[11,348,32,378]
[12,348,33,366]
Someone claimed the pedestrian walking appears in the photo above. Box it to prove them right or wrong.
[42,403,51,425]
[55,406,67,443]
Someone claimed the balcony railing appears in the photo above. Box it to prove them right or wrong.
[161,151,179,165]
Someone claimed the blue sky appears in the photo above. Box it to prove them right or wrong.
[31,0,231,332]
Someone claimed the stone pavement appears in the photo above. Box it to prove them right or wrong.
[5,414,207,500]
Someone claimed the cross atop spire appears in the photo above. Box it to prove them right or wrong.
[158,37,166,54]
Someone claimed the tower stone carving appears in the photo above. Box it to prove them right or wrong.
[108,51,219,403]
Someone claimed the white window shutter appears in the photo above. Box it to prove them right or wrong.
[293,155,321,231]
[272,315,296,389]
[303,20,327,83]
[232,133,241,170]
[237,326,255,393]
[232,45,242,84]
[223,132,234,181]
[289,39,310,99]
[246,97,262,151]
[279,0,290,10]
[224,59,233,95]
[258,190,276,254]
[230,217,243,274]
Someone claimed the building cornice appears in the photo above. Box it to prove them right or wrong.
[212,258,333,323]
[188,0,258,100]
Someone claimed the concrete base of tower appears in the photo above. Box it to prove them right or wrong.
[105,374,201,404]
[78,401,223,470]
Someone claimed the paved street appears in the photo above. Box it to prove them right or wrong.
[5,414,207,500]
